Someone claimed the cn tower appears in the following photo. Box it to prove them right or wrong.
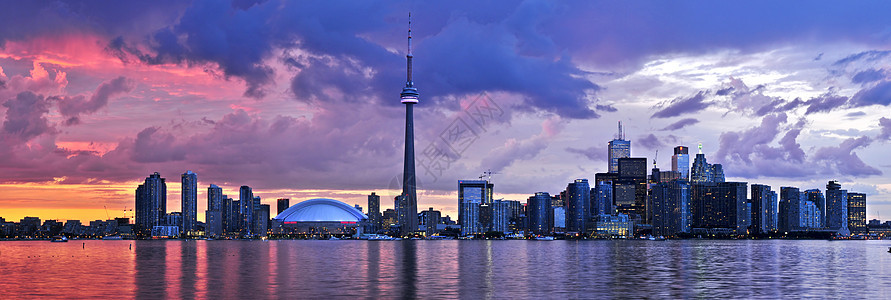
[399,13,419,236]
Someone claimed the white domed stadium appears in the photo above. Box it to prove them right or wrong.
[272,198,367,237]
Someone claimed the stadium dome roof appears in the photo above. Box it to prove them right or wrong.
[274,198,367,222]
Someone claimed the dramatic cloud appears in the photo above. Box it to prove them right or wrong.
[812,136,881,176]
[480,116,565,172]
[661,118,699,131]
[651,91,709,119]
[636,134,665,150]
[56,76,134,124]
[850,80,891,107]
[2,91,54,142]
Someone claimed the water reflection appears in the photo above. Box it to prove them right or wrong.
[134,241,166,299]
[3,240,890,298]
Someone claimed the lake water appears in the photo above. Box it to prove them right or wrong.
[1,239,889,298]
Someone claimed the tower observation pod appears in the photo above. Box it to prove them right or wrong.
[401,13,419,104]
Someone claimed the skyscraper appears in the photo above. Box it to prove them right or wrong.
[276,198,290,216]
[399,14,419,237]
[181,171,198,236]
[565,179,591,233]
[239,185,253,235]
[135,172,166,237]
[847,193,866,234]
[207,184,223,212]
[802,189,825,228]
[691,181,748,235]
[367,193,381,233]
[671,146,690,180]
[420,207,441,237]
[527,192,552,235]
[691,144,713,184]
[825,181,849,234]
[650,180,690,237]
[592,181,613,216]
[616,157,647,221]
[779,186,802,232]
[458,180,493,236]
[608,121,631,173]
[750,184,774,235]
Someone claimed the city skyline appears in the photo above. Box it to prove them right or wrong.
[2,2,891,222]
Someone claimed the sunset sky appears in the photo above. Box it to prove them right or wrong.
[2,1,891,222]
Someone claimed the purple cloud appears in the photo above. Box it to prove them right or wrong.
[55,76,134,125]
[2,91,54,142]
[661,118,699,131]
[851,68,886,84]
[851,80,891,107]
[812,136,881,176]
[566,146,607,162]
[878,117,891,141]
[651,91,709,119]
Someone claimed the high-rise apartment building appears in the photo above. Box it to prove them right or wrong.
[458,180,493,236]
[135,172,166,237]
[181,171,198,236]
[527,192,552,235]
[367,193,381,233]
[565,179,591,233]
[239,186,253,235]
[750,184,775,235]
[847,193,867,234]
[825,181,849,234]
[277,198,290,216]
[650,180,691,237]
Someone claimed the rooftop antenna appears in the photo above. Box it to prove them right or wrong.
[617,121,624,140]
[698,143,703,154]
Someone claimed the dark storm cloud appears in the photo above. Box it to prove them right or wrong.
[651,91,709,119]
[661,118,699,131]
[2,91,54,141]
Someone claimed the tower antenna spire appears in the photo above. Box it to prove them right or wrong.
[617,121,624,140]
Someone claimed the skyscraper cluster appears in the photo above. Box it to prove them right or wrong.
[134,171,271,238]
[451,122,869,238]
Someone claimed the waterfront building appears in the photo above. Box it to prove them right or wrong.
[206,210,222,238]
[254,204,270,237]
[458,180,493,236]
[135,172,166,237]
[181,171,198,236]
[825,181,849,234]
[650,180,691,237]
[527,192,552,235]
[593,214,633,238]
[382,209,398,228]
[565,179,591,233]
[779,187,801,232]
[367,193,381,233]
[240,186,253,235]
[751,184,774,235]
[691,182,749,235]
[553,207,566,232]
[398,14,420,237]
[804,189,826,228]
[608,121,631,173]
[768,191,778,232]
[616,158,648,221]
[592,181,613,216]
[277,198,290,216]
[223,197,237,233]
[273,198,368,236]
[420,207,441,236]
[492,200,511,233]
[208,184,223,211]
[165,212,182,228]
[847,192,867,234]
[672,146,690,180]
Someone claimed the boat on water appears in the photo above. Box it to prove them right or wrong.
[328,236,341,240]
[648,236,667,241]
[533,236,555,241]
[102,235,123,240]
[50,236,68,242]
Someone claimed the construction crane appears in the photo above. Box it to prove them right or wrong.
[654,149,658,168]
[104,205,110,220]
[478,169,498,181]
